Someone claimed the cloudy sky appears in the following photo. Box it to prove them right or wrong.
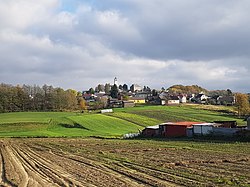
[0,0,250,92]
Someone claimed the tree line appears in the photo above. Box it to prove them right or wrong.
[0,83,84,113]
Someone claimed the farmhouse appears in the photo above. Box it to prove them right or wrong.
[167,96,180,105]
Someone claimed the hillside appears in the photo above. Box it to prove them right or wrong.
[0,105,245,138]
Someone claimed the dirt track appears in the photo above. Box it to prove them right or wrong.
[0,138,249,187]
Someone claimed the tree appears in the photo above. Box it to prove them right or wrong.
[110,84,118,98]
[95,84,105,92]
[152,89,158,96]
[88,87,95,94]
[235,93,250,117]
[227,89,233,96]
[104,83,111,94]
[78,97,87,111]
[122,84,128,91]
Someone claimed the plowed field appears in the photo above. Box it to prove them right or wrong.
[0,138,249,187]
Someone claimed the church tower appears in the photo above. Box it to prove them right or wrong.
[114,77,118,85]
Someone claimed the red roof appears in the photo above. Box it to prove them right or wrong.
[162,121,202,127]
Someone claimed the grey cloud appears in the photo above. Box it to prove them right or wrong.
[0,0,250,92]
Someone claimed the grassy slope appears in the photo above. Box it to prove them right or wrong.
[0,112,143,137]
[112,105,245,125]
[0,105,245,137]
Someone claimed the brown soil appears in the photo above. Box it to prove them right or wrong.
[0,138,249,187]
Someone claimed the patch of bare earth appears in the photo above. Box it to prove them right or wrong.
[0,138,249,187]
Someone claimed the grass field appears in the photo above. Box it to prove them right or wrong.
[0,105,246,137]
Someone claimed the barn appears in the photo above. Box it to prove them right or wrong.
[160,122,202,137]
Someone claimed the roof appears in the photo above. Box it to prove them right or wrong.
[192,123,216,126]
[160,121,203,127]
[145,125,159,129]
[169,96,179,100]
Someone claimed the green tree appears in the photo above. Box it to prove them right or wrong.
[104,83,111,94]
[88,87,95,94]
[122,84,128,91]
[110,84,118,98]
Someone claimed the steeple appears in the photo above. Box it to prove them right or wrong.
[114,77,118,85]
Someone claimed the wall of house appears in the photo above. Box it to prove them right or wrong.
[180,97,187,103]
[168,100,180,105]
[129,99,145,104]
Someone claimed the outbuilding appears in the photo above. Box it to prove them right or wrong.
[193,123,216,135]
[160,122,202,137]
[141,125,160,137]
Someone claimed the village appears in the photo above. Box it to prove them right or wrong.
[82,77,237,109]
[81,77,250,139]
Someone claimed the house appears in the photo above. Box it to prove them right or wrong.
[179,95,187,103]
[134,92,152,99]
[159,92,180,105]
[108,99,123,108]
[167,96,180,105]
[128,97,146,104]
[160,122,202,137]
[130,84,142,92]
[141,125,160,137]
[122,101,135,108]
[192,92,208,104]
[217,96,235,105]
[82,94,96,103]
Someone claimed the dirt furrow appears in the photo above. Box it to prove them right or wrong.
[41,149,140,187]
[12,145,88,187]
[0,149,15,187]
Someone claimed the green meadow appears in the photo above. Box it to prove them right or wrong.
[0,105,245,138]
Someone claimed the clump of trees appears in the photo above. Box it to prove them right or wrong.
[0,83,82,113]
[167,85,208,94]
[235,93,250,117]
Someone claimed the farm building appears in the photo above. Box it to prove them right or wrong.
[141,125,160,137]
[193,123,217,135]
[160,122,202,137]
[213,121,237,128]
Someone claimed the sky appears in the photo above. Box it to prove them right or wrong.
[0,0,250,92]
